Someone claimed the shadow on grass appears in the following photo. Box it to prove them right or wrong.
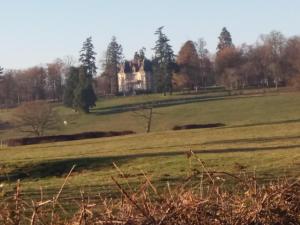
[202,134,300,145]
[21,134,300,154]
[91,94,267,116]
[3,156,130,181]
[226,118,300,129]
[3,142,300,182]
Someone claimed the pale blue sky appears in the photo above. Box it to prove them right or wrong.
[0,0,299,70]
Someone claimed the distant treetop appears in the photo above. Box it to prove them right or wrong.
[217,27,234,52]
[79,37,97,77]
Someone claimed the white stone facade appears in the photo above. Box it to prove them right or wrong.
[118,60,152,94]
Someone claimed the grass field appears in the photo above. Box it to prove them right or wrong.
[0,91,300,201]
[2,90,300,139]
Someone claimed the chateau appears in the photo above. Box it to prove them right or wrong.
[117,60,152,94]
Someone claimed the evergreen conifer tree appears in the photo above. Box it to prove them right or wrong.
[63,67,79,107]
[152,27,176,95]
[79,37,97,77]
[73,66,97,113]
[133,47,146,63]
[102,36,123,94]
[63,37,98,113]
[217,27,234,52]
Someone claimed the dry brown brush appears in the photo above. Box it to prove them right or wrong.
[0,152,299,225]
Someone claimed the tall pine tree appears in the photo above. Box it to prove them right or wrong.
[0,67,4,84]
[133,47,146,63]
[63,37,97,113]
[217,27,234,53]
[73,66,97,113]
[63,67,79,107]
[77,37,97,112]
[152,27,176,95]
[102,36,123,94]
[79,37,97,77]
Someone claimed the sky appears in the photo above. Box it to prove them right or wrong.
[0,0,299,70]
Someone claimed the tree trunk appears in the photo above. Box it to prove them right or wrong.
[146,107,153,133]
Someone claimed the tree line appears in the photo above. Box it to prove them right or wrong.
[1,27,300,112]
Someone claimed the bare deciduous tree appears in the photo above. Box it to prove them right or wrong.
[13,101,61,136]
[177,40,200,90]
[132,103,161,133]
[46,59,64,101]
[215,47,242,89]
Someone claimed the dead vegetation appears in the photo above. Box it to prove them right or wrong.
[0,152,299,225]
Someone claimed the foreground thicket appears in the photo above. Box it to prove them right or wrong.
[0,154,299,225]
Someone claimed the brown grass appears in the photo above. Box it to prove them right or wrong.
[0,152,299,225]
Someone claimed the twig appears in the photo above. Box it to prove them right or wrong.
[50,164,76,225]
[111,176,156,224]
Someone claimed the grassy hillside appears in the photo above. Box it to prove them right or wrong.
[0,121,299,199]
[0,90,300,200]
[58,91,300,134]
[2,90,300,140]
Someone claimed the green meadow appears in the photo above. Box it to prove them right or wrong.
[0,91,300,199]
